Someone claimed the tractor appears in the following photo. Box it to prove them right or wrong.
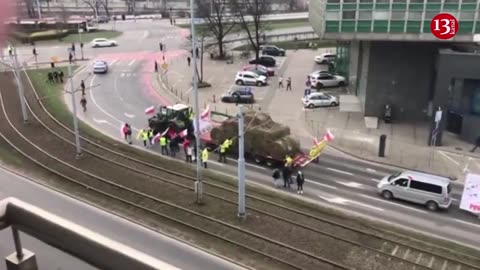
[148,104,194,138]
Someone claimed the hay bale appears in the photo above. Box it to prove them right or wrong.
[244,111,272,126]
[268,136,301,160]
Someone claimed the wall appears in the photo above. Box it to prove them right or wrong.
[364,41,438,121]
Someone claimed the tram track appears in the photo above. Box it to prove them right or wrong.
[1,70,479,270]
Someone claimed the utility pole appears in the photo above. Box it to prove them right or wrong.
[36,0,42,19]
[237,105,246,218]
[67,64,82,157]
[12,47,28,123]
[191,0,203,204]
[78,24,84,60]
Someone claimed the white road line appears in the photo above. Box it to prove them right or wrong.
[358,194,428,214]
[185,87,193,95]
[453,219,480,229]
[121,73,125,77]
[438,151,461,166]
[142,30,149,39]
[366,168,376,173]
[124,113,135,118]
[391,245,399,256]
[354,201,385,212]
[428,256,435,268]
[336,181,366,190]
[128,59,136,66]
[403,248,410,259]
[463,157,473,173]
[109,59,118,66]
[415,253,423,264]
[92,117,110,124]
[441,260,448,270]
[371,178,380,181]
[307,179,338,189]
[326,167,353,176]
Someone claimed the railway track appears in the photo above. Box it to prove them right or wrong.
[1,70,479,270]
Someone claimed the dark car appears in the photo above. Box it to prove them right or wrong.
[221,88,255,104]
[96,15,110,23]
[261,45,286,56]
[249,56,276,67]
[242,64,275,77]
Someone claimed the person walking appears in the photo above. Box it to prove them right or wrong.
[201,147,209,168]
[471,136,480,153]
[282,165,291,188]
[296,170,305,194]
[278,76,284,88]
[71,43,76,54]
[58,70,64,83]
[195,47,199,58]
[187,56,191,66]
[53,71,59,83]
[286,77,292,91]
[123,123,132,144]
[148,128,154,146]
[80,95,87,112]
[159,42,163,52]
[186,145,193,163]
[218,139,229,163]
[80,80,86,95]
[169,138,177,157]
[47,72,54,83]
[137,129,149,148]
[272,168,281,188]
[154,61,158,72]
[69,52,74,64]
[160,136,168,154]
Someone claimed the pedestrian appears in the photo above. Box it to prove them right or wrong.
[201,147,209,168]
[80,80,86,95]
[278,76,284,88]
[471,136,480,153]
[218,143,227,163]
[186,145,193,163]
[71,43,76,53]
[53,71,59,83]
[286,77,292,91]
[305,76,311,88]
[296,170,305,194]
[195,47,199,58]
[47,72,54,83]
[187,56,191,66]
[173,18,176,25]
[58,70,64,83]
[154,61,158,72]
[272,168,281,188]
[160,135,168,154]
[183,138,190,156]
[169,18,173,25]
[69,53,73,64]
[159,42,163,52]
[169,138,177,157]
[80,95,87,112]
[136,129,149,148]
[148,128,154,145]
[282,165,291,188]
[123,123,132,144]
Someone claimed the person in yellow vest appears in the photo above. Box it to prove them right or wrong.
[218,139,229,163]
[284,155,293,167]
[160,136,168,155]
[189,110,194,121]
[201,147,209,168]
[136,129,149,147]
[148,128,154,146]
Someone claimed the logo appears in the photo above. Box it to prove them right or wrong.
[430,13,458,40]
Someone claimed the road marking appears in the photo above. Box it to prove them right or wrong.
[126,73,131,77]
[128,59,136,66]
[336,181,367,190]
[110,59,118,66]
[441,260,448,270]
[327,167,353,176]
[463,157,473,173]
[121,73,125,77]
[317,195,348,204]
[371,178,380,181]
[438,151,461,166]
[142,30,149,39]
[453,219,480,229]
[366,168,376,173]
[416,253,423,263]
[391,245,399,256]
[354,201,385,211]
[185,87,193,95]
[124,112,135,118]
[428,256,435,268]
[403,248,410,259]
[92,117,110,124]
[306,179,338,189]
[358,194,428,213]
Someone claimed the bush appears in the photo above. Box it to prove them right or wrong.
[10,29,70,43]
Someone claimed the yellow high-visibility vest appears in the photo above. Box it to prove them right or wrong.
[220,145,226,153]
[148,130,153,137]
[136,129,145,140]
[202,148,209,161]
[160,137,167,146]
[285,155,293,166]
[142,131,149,140]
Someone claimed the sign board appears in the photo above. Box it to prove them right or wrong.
[460,173,480,215]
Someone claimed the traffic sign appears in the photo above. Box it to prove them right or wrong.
[430,13,458,40]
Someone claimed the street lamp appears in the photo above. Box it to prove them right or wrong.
[11,47,28,123]
[237,105,246,218]
[67,64,82,157]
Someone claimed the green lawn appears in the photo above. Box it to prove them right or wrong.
[233,39,336,51]
[62,30,122,44]
[179,18,310,32]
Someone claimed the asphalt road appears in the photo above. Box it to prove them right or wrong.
[0,167,245,270]
[34,19,480,249]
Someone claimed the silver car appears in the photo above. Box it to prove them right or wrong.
[302,92,338,108]
[93,60,108,74]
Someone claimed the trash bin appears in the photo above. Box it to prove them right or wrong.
[384,104,392,123]
[379,134,387,157]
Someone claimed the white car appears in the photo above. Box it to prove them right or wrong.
[302,93,338,108]
[91,38,117,48]
[314,53,336,64]
[93,60,108,74]
[310,73,346,88]
[235,71,267,86]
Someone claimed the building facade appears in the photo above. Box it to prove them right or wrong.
[309,0,480,144]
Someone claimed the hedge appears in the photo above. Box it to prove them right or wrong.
[10,29,71,43]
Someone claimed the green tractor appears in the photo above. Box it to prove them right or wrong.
[148,104,194,137]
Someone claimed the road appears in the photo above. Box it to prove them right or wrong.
[0,166,245,270]
[35,19,480,249]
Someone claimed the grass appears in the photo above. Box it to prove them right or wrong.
[61,30,122,44]
[179,18,311,31]
[233,39,337,51]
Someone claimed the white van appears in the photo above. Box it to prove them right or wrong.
[377,171,452,211]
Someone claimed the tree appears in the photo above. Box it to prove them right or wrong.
[99,0,110,17]
[84,0,102,17]
[184,29,213,86]
[126,0,136,14]
[229,0,271,60]
[195,0,236,59]
[23,0,36,18]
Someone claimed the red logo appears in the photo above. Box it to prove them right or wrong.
[430,13,458,40]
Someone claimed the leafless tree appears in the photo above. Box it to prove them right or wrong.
[184,29,212,84]
[195,0,236,59]
[229,0,271,60]
[84,0,102,16]
[58,2,68,24]
[23,0,36,18]
[99,0,110,17]
[126,0,137,14]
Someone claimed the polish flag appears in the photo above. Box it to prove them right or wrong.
[200,105,210,120]
[145,106,155,115]
[323,129,335,142]
[313,137,320,146]
[179,129,188,138]
[151,127,170,144]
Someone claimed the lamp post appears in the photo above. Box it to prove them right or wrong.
[237,105,246,218]
[12,47,28,123]
[67,64,82,157]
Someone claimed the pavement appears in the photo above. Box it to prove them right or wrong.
[0,166,244,270]
[52,21,480,250]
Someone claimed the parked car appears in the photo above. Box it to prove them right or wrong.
[309,70,331,78]
[91,38,117,48]
[314,53,336,64]
[310,73,346,88]
[242,64,275,77]
[302,92,338,108]
[261,45,286,56]
[93,60,108,74]
[235,71,268,86]
[249,55,276,67]
[96,15,110,23]
[221,88,255,104]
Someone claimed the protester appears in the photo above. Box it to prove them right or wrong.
[296,170,305,194]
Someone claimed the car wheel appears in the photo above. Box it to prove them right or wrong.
[236,80,244,85]
[281,52,285,56]
[321,60,327,64]
[110,43,115,47]
[265,159,274,167]
[256,81,262,86]
[338,81,345,87]
[307,104,315,109]
[233,94,241,103]
[253,155,263,164]
[381,190,393,200]
[316,83,323,88]
[330,102,337,106]
[426,201,439,211]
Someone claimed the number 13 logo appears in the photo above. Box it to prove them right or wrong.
[430,13,458,40]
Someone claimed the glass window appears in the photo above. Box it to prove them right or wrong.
[410,0,424,2]
[376,0,389,2]
[326,11,340,20]
[394,178,409,187]
[460,11,475,20]
[360,0,373,2]
[327,0,340,3]
[391,11,405,20]
[426,0,440,2]
[343,0,356,2]
[462,0,476,2]
[373,11,389,20]
[358,11,372,20]
[408,11,422,20]
[342,11,356,19]
[410,180,442,194]
[393,0,407,2]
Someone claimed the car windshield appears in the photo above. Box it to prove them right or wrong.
[387,172,402,182]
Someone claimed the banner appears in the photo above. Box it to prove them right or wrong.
[194,105,213,136]
[460,173,480,214]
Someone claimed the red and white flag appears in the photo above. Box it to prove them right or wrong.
[145,106,155,115]
[200,105,210,120]
[179,129,188,138]
[151,127,170,144]
[323,129,335,142]
[313,137,320,146]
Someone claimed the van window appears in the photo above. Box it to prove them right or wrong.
[447,184,452,194]
[410,180,442,194]
[393,178,409,187]
[387,172,401,182]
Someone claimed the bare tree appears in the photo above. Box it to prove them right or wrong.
[84,0,102,16]
[23,0,36,18]
[126,0,137,14]
[195,0,236,59]
[58,2,68,24]
[229,0,271,60]
[184,29,212,85]
[99,0,110,17]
